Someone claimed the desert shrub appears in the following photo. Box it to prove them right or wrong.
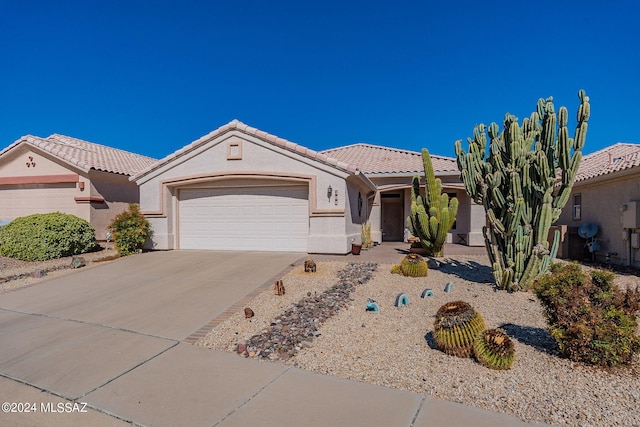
[534,262,640,367]
[108,204,152,256]
[0,212,97,261]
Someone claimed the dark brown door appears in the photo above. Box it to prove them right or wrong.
[382,197,403,241]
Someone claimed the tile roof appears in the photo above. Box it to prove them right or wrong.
[321,143,458,175]
[574,143,640,183]
[132,119,358,181]
[0,134,158,176]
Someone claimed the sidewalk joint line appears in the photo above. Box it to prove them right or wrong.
[213,366,292,426]
[0,306,178,342]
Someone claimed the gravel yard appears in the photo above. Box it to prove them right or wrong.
[198,255,640,427]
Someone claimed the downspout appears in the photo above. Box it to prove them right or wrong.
[627,229,633,267]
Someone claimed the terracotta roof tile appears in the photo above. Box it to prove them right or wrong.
[1,134,157,176]
[321,143,458,174]
[132,119,358,181]
[574,143,640,183]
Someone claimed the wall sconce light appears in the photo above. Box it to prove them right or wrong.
[327,185,332,201]
[619,204,628,212]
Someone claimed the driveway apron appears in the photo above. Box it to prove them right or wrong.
[0,251,302,402]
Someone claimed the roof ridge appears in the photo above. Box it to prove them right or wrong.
[583,142,640,160]
[46,134,157,161]
[132,120,358,181]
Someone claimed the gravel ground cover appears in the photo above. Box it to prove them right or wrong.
[198,256,640,427]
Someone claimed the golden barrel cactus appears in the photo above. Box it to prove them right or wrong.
[473,328,515,370]
[390,253,428,277]
[433,301,486,358]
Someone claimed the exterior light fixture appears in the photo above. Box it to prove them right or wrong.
[327,185,332,201]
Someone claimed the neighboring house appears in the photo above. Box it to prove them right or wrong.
[556,143,640,267]
[0,134,157,240]
[132,120,485,254]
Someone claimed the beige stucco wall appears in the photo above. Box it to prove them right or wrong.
[0,146,88,221]
[556,169,640,267]
[0,145,141,241]
[136,131,362,253]
[88,170,141,240]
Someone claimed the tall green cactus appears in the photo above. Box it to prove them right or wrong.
[455,90,590,291]
[408,149,458,257]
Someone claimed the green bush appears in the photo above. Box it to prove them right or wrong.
[108,204,152,256]
[534,262,640,367]
[0,212,97,261]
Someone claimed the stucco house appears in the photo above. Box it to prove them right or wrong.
[133,120,484,254]
[0,134,157,240]
[556,143,640,267]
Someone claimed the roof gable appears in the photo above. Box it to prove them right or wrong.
[0,134,157,176]
[132,120,357,181]
[575,142,640,183]
[321,143,458,175]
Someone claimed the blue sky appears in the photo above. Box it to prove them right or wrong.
[1,0,638,160]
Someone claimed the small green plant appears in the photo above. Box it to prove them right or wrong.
[433,301,486,358]
[390,253,428,277]
[0,212,97,261]
[108,204,152,256]
[474,329,516,370]
[534,262,640,367]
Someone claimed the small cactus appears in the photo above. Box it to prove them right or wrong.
[473,329,515,370]
[433,301,486,358]
[391,253,428,277]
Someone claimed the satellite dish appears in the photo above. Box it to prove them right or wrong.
[578,223,599,239]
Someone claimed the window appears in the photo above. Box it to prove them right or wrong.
[572,194,581,220]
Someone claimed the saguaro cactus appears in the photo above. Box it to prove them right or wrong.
[455,90,590,291]
[408,149,459,257]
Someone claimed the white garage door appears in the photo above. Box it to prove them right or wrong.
[179,186,309,252]
[0,184,78,220]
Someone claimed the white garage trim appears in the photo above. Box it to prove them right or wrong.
[178,185,309,252]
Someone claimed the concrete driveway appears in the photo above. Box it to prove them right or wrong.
[0,251,302,401]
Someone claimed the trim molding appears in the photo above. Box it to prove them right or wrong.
[0,174,79,186]
[141,171,345,218]
[74,196,106,204]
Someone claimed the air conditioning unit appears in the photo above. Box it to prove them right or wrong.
[622,201,640,229]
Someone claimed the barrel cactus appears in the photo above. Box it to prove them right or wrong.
[433,301,486,358]
[473,328,515,370]
[390,253,428,277]
[454,90,590,291]
[408,149,458,257]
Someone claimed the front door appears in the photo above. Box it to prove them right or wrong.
[381,194,403,241]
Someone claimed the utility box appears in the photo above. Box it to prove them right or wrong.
[622,201,640,229]
[632,233,640,249]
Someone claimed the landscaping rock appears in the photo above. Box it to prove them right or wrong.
[245,262,377,361]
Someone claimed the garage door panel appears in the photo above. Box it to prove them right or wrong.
[179,186,308,252]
